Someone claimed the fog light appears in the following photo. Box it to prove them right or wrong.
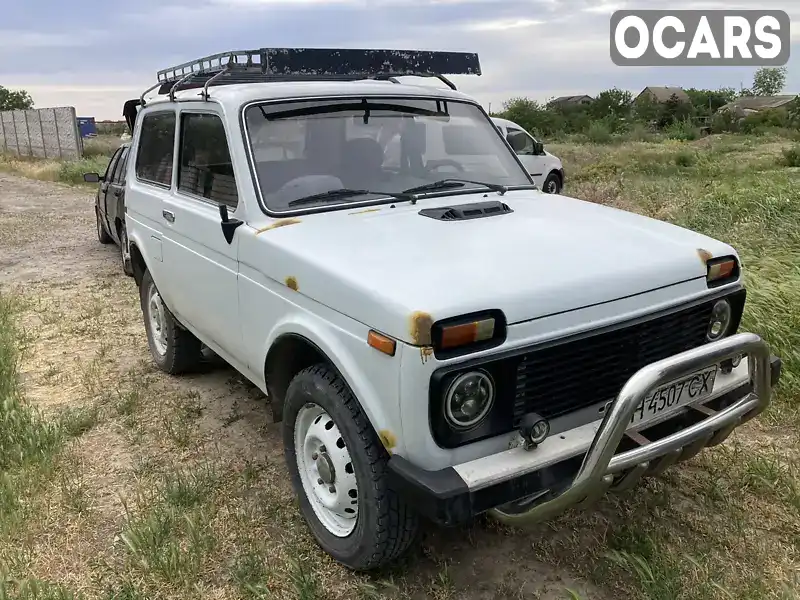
[444,371,495,430]
[707,299,732,341]
[519,412,550,449]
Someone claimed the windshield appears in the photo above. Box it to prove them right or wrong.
[244,98,532,212]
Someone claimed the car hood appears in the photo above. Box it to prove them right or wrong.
[249,190,737,346]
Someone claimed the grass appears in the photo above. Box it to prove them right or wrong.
[0,132,799,599]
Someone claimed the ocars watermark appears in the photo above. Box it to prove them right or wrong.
[610,10,790,66]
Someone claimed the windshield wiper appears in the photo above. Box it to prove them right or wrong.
[402,178,508,196]
[287,188,411,207]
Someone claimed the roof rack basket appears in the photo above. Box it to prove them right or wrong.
[145,47,481,102]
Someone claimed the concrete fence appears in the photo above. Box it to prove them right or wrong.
[0,106,83,159]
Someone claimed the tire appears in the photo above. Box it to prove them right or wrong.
[139,269,202,374]
[96,208,113,244]
[542,172,562,194]
[118,220,134,277]
[283,364,419,571]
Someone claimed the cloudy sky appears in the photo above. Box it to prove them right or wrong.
[1,0,798,120]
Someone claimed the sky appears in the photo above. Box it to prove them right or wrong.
[1,0,798,120]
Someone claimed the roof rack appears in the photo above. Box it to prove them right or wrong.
[145,47,481,103]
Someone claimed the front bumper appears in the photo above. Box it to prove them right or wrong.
[387,333,781,526]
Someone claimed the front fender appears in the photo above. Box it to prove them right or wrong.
[264,312,405,456]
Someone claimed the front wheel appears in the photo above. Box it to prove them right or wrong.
[542,172,562,194]
[283,365,419,571]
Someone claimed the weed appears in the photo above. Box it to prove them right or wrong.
[674,150,696,167]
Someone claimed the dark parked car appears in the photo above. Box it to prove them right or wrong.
[84,143,133,276]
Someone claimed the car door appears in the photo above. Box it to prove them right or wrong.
[99,147,123,233]
[105,146,130,244]
[506,127,547,189]
[160,109,243,361]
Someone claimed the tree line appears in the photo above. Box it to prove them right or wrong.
[494,67,797,141]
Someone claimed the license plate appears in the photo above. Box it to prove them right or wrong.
[628,365,718,429]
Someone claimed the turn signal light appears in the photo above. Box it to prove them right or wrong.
[440,318,495,350]
[368,330,396,356]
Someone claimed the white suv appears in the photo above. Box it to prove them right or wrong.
[122,48,781,572]
[491,117,564,193]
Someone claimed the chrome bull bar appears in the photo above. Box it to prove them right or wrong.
[490,332,772,525]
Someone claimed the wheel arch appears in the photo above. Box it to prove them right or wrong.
[128,241,148,287]
[262,324,394,449]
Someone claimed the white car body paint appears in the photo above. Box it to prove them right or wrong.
[124,78,742,470]
[491,116,563,191]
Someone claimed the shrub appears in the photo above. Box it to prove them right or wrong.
[780,145,800,167]
[674,150,696,167]
[665,119,700,141]
[586,121,612,144]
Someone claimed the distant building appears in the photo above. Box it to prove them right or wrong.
[549,95,594,108]
[635,86,690,104]
[718,95,797,117]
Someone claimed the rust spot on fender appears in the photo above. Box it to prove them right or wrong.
[255,218,302,235]
[378,429,397,454]
[285,276,298,291]
[409,311,433,346]
[348,207,381,215]
[697,248,713,264]
[420,346,434,364]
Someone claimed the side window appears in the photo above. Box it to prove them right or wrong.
[135,111,176,187]
[506,128,534,155]
[104,147,123,181]
[178,113,238,209]
[112,147,130,185]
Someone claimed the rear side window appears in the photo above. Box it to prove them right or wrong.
[178,113,238,208]
[136,112,176,187]
[111,147,129,185]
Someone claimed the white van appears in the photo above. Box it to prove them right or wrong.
[491,117,564,193]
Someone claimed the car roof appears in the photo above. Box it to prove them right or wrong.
[144,79,478,109]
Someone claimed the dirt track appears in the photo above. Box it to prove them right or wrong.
[0,172,610,599]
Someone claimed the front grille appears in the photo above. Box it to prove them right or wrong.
[512,301,715,423]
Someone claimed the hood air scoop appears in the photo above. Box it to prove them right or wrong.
[418,200,513,221]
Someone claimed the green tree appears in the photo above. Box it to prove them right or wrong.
[0,86,34,111]
[684,88,738,116]
[752,67,787,96]
[589,88,633,120]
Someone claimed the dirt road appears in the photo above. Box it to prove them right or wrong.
[0,173,610,600]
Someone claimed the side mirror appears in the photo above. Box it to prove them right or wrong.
[218,204,243,245]
[533,141,545,155]
[83,172,101,183]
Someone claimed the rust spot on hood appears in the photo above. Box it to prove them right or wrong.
[285,276,298,291]
[697,248,713,265]
[409,311,433,346]
[378,429,397,454]
[348,207,381,215]
[255,218,302,235]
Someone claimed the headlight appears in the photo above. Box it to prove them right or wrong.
[707,299,732,341]
[444,370,495,430]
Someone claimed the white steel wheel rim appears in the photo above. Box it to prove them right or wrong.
[147,284,168,357]
[294,403,359,537]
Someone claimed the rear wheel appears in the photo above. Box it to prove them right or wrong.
[96,209,112,244]
[283,365,419,571]
[118,220,133,277]
[139,270,202,374]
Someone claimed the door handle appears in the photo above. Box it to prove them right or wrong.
[162,210,175,223]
